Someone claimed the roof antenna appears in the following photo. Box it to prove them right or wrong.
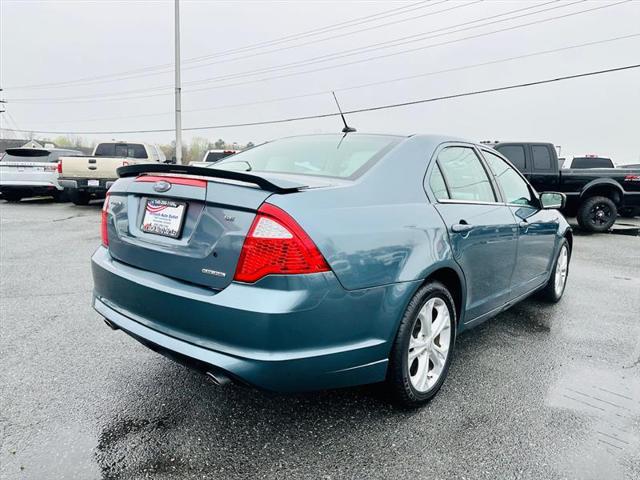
[332,91,356,134]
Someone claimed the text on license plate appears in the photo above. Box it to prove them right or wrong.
[142,199,186,238]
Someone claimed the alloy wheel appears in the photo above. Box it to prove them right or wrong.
[407,297,451,393]
[554,245,569,296]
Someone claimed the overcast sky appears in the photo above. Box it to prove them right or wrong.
[1,0,639,162]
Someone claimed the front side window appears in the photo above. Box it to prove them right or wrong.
[483,150,534,206]
[436,147,496,202]
[532,145,552,171]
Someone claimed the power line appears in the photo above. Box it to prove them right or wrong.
[5,0,435,91]
[8,63,639,135]
[8,0,579,102]
[10,0,628,104]
[25,33,640,126]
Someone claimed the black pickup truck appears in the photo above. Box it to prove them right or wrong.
[492,142,640,232]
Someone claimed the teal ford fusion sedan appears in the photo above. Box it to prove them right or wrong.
[92,134,571,406]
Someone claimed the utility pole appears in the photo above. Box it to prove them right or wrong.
[0,89,5,140]
[174,0,183,164]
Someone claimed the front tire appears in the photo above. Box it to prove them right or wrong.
[386,281,456,407]
[538,239,570,303]
[577,196,617,233]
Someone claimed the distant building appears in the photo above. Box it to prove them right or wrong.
[0,139,29,153]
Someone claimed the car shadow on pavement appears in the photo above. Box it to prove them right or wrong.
[93,298,562,480]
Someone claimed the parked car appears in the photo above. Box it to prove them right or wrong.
[0,147,82,202]
[568,155,615,169]
[58,141,166,205]
[201,149,239,163]
[493,142,640,231]
[92,134,572,406]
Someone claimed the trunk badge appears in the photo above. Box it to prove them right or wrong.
[153,180,171,193]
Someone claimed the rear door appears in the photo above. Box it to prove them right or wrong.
[527,144,559,192]
[481,148,559,298]
[427,145,518,322]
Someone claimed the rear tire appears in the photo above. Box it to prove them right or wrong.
[386,281,456,407]
[3,192,23,202]
[538,239,570,303]
[577,196,617,233]
[53,190,69,203]
[70,190,90,206]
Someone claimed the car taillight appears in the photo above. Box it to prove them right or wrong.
[101,193,111,247]
[57,161,62,174]
[234,203,330,283]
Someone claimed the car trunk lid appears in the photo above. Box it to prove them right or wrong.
[105,167,309,290]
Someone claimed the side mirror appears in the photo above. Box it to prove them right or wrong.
[540,192,566,209]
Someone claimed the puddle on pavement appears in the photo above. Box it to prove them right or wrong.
[546,366,640,479]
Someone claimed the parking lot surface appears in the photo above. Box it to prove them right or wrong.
[1,200,639,480]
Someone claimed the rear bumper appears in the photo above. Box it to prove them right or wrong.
[92,247,416,392]
[59,178,114,191]
[0,180,61,192]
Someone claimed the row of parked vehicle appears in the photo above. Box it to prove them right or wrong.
[0,139,638,232]
[0,141,238,205]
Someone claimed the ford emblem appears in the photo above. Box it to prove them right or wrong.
[153,180,171,193]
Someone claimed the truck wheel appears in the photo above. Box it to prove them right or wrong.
[70,190,91,206]
[53,190,69,203]
[386,281,456,407]
[577,196,617,233]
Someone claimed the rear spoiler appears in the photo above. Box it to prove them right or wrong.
[116,164,304,193]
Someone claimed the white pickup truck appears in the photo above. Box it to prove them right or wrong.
[0,147,82,202]
[58,141,168,205]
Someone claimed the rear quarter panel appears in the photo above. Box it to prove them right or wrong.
[268,136,457,292]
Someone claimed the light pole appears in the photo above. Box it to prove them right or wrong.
[174,0,183,164]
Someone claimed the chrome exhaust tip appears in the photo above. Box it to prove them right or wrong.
[103,319,119,330]
[205,370,232,386]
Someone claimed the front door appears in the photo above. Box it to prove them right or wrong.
[480,148,560,298]
[428,145,518,322]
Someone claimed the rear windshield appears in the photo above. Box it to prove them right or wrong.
[94,143,148,159]
[571,157,613,168]
[205,151,234,163]
[0,149,77,163]
[213,135,401,179]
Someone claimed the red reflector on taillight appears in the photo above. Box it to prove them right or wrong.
[135,175,206,188]
[234,203,330,283]
[57,161,62,174]
[101,193,111,247]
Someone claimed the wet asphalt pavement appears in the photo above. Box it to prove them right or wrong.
[1,200,639,480]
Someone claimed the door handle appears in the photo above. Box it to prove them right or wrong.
[451,223,473,233]
[88,166,97,170]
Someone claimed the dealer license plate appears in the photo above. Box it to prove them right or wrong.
[141,198,186,238]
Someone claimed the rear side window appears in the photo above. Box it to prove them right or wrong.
[94,143,148,159]
[436,147,496,202]
[532,145,553,171]
[214,135,400,179]
[483,150,534,206]
[429,164,450,200]
[570,157,614,168]
[495,145,526,171]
